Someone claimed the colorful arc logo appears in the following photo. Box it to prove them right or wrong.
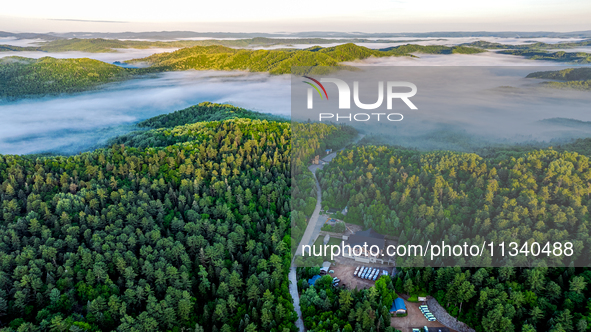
[303,76,328,100]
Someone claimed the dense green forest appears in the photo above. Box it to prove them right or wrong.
[498,50,591,63]
[457,40,591,64]
[297,268,400,332]
[0,43,485,99]
[136,102,288,129]
[3,96,591,332]
[0,57,133,99]
[305,137,591,331]
[464,39,591,50]
[394,266,591,332]
[526,68,591,91]
[127,43,484,74]
[0,102,363,331]
[290,123,358,249]
[317,143,591,266]
[527,68,591,81]
[0,38,478,53]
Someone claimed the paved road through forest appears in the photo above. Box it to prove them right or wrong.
[288,134,364,331]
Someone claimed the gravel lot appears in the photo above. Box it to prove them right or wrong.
[329,262,392,290]
[390,298,456,332]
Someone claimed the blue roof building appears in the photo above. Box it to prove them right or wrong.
[308,275,321,286]
[390,297,407,314]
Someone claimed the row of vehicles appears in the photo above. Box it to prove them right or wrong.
[332,277,341,287]
[413,328,442,332]
[419,305,437,322]
[353,266,382,281]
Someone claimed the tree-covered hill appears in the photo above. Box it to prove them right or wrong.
[0,43,486,99]
[499,50,591,64]
[463,39,591,50]
[394,266,591,332]
[0,37,482,53]
[526,67,591,91]
[527,68,591,81]
[126,45,343,74]
[127,43,484,74]
[379,44,486,55]
[0,56,133,99]
[136,102,287,129]
[318,144,591,267]
[0,102,360,331]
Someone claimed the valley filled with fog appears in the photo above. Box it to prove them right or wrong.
[1,38,590,155]
[0,71,290,155]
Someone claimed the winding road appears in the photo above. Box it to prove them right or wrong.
[288,134,364,331]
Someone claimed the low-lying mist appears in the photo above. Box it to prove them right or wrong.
[2,51,591,156]
[0,47,179,63]
[292,64,591,152]
[0,71,290,155]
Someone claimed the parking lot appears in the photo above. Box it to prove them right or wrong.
[329,263,391,289]
[390,299,455,332]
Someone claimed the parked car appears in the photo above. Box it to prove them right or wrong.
[333,277,339,282]
[419,305,428,309]
[333,282,339,287]
[329,270,334,274]
[373,274,378,281]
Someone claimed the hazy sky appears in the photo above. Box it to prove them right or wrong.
[1,0,590,33]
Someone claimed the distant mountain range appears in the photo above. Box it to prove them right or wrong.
[2,30,591,40]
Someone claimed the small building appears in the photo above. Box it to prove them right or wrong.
[319,261,331,274]
[311,155,320,165]
[325,149,332,154]
[342,206,348,215]
[390,298,407,314]
[346,228,386,257]
[327,208,339,214]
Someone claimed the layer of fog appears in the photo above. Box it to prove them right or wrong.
[0,48,179,63]
[553,47,591,53]
[2,47,589,156]
[343,51,588,66]
[292,64,591,152]
[0,71,290,155]
[0,38,45,46]
[249,37,590,50]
